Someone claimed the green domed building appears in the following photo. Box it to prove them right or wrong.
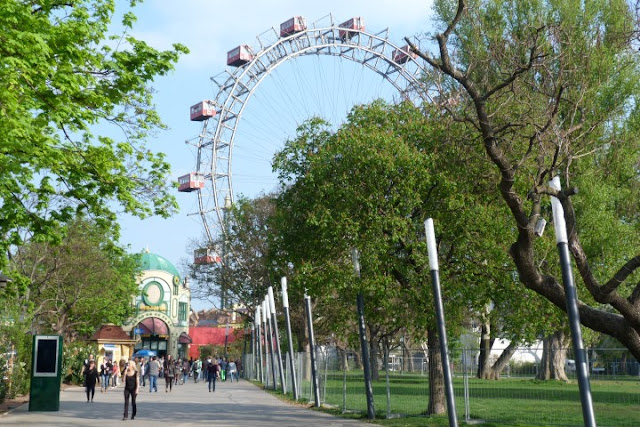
[121,250,192,359]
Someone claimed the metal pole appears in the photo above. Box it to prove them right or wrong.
[269,286,287,393]
[425,218,458,427]
[384,342,391,418]
[224,324,230,358]
[549,177,596,427]
[281,277,300,399]
[265,298,277,389]
[249,324,255,379]
[242,326,249,362]
[342,349,347,413]
[304,294,321,407]
[352,248,376,420]
[463,349,470,422]
[255,306,264,383]
[262,300,271,387]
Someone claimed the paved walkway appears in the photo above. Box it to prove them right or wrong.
[0,378,368,426]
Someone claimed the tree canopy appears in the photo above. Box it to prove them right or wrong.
[8,217,141,341]
[0,0,188,269]
[410,0,640,356]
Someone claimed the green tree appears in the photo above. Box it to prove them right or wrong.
[273,103,487,413]
[189,194,277,313]
[0,0,188,270]
[9,217,141,341]
[408,0,640,356]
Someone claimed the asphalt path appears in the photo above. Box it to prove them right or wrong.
[0,377,368,426]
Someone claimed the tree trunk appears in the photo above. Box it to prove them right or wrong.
[369,334,380,381]
[341,347,349,371]
[402,337,407,372]
[536,330,569,381]
[427,326,446,415]
[477,319,495,379]
[403,338,415,372]
[353,350,362,369]
[487,341,518,379]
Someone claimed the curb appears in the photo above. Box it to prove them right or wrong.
[0,401,29,417]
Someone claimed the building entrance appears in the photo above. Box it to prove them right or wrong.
[134,317,170,358]
[136,335,168,358]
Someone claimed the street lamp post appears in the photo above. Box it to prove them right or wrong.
[424,219,458,427]
[351,248,376,420]
[264,298,277,388]
[281,276,299,400]
[255,306,264,382]
[304,293,320,407]
[549,177,596,427]
[224,324,230,358]
[268,286,287,393]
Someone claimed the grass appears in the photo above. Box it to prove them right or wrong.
[260,371,640,426]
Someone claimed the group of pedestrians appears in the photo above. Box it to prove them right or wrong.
[200,356,241,392]
[81,354,139,420]
[141,355,203,392]
[82,352,242,421]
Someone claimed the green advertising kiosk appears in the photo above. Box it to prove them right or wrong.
[29,335,63,411]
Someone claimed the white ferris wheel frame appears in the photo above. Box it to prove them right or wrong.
[192,15,431,244]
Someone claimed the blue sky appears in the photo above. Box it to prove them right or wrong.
[115,0,434,308]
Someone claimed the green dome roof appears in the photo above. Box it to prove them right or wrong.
[139,251,180,278]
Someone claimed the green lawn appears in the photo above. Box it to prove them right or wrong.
[284,372,640,426]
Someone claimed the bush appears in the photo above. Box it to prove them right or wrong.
[0,331,33,402]
[0,352,30,401]
[0,353,7,403]
[62,342,98,385]
[7,360,29,398]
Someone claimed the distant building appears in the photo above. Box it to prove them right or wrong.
[188,307,246,359]
[90,324,137,363]
[119,251,193,359]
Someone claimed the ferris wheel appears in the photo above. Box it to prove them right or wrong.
[179,14,430,259]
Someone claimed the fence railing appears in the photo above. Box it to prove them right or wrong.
[242,346,640,426]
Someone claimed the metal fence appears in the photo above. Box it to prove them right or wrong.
[243,346,640,426]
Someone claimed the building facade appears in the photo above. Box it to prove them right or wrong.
[121,251,192,359]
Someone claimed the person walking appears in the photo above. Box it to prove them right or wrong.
[182,358,190,385]
[207,359,220,392]
[119,359,126,384]
[139,358,147,387]
[219,358,227,382]
[235,358,243,378]
[122,361,139,421]
[148,356,160,392]
[164,354,176,392]
[175,358,183,385]
[100,357,112,393]
[82,354,95,376]
[111,361,119,388]
[193,358,202,383]
[227,360,238,382]
[83,360,99,402]
[203,357,211,383]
